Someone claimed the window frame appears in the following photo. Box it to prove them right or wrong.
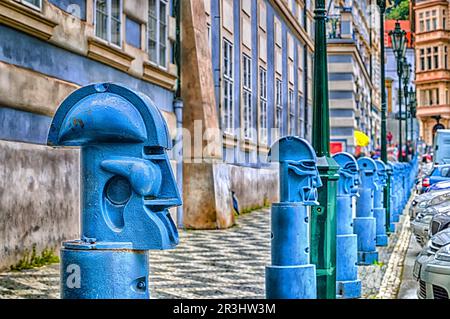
[259,66,268,146]
[94,0,123,48]
[242,54,254,141]
[147,0,169,69]
[21,0,42,11]
[275,79,283,138]
[222,38,235,134]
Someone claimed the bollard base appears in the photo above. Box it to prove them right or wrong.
[336,234,358,280]
[376,234,388,247]
[392,214,400,223]
[266,264,316,299]
[60,242,149,299]
[389,223,396,233]
[357,250,378,265]
[336,279,362,299]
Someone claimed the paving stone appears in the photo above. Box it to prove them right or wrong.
[0,202,412,299]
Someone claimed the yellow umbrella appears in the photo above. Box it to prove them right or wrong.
[354,130,370,147]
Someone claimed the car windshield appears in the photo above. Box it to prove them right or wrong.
[429,193,450,206]
[438,166,450,177]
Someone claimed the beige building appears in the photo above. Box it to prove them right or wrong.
[414,0,450,144]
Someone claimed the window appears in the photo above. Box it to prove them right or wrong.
[288,89,295,135]
[259,67,268,145]
[434,46,439,69]
[298,95,304,137]
[21,0,41,10]
[222,39,234,133]
[148,0,168,67]
[446,46,448,69]
[95,0,122,47]
[275,79,283,138]
[242,54,253,140]
[420,49,425,71]
[427,47,432,69]
[426,11,431,31]
[432,10,437,30]
[419,12,424,32]
[444,10,447,29]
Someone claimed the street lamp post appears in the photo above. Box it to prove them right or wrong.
[389,22,407,162]
[402,61,411,161]
[409,89,417,154]
[310,0,340,299]
[377,0,391,234]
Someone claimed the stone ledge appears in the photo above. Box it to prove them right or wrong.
[87,37,135,72]
[0,0,58,40]
[143,62,177,91]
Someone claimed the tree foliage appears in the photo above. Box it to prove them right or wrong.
[386,0,410,20]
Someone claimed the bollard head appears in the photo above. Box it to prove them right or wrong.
[268,136,322,204]
[375,160,387,187]
[47,83,180,250]
[357,157,378,189]
[332,152,360,197]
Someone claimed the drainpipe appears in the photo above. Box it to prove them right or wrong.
[173,0,183,228]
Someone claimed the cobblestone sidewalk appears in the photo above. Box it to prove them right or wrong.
[0,202,412,299]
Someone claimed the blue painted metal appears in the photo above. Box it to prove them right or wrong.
[48,83,181,299]
[386,162,396,232]
[265,136,321,299]
[354,157,379,265]
[332,152,361,299]
[374,160,388,246]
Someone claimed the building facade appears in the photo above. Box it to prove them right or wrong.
[325,0,382,154]
[181,0,315,228]
[413,0,450,145]
[0,0,180,269]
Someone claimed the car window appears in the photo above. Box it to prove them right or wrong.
[444,168,450,177]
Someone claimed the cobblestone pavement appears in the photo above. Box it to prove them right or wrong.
[376,199,413,299]
[0,202,413,299]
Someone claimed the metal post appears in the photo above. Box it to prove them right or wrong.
[377,0,391,234]
[311,0,340,299]
[265,136,320,299]
[48,83,182,299]
[404,83,409,162]
[397,60,404,162]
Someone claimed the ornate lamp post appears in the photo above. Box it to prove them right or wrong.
[377,0,392,234]
[402,61,411,161]
[389,22,407,162]
[310,0,340,299]
[409,89,417,150]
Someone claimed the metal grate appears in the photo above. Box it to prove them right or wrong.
[419,280,427,298]
[433,285,449,299]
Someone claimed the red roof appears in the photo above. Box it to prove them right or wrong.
[384,20,413,48]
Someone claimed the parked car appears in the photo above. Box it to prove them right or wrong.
[410,190,450,221]
[414,228,450,299]
[429,212,450,238]
[421,164,450,193]
[412,203,450,247]
[417,242,450,299]
[425,180,450,193]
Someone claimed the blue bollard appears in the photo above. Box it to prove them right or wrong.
[265,136,321,299]
[392,163,402,222]
[354,157,378,265]
[374,160,388,246]
[386,162,396,232]
[332,152,361,299]
[48,83,181,299]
